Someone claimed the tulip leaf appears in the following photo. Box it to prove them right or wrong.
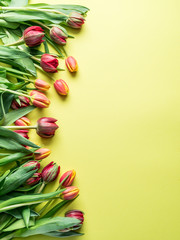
[16,182,42,192]
[0,136,31,152]
[15,217,80,237]
[0,46,31,59]
[5,208,39,219]
[42,200,70,218]
[43,231,84,238]
[9,0,29,7]
[2,105,36,126]
[0,213,13,231]
[0,20,19,29]
[0,127,39,148]
[22,207,30,228]
[0,152,28,166]
[3,218,35,232]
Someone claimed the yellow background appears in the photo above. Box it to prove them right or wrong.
[17,0,180,239]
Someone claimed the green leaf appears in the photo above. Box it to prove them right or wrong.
[4,66,31,76]
[22,207,30,228]
[43,231,84,238]
[0,46,31,59]
[3,218,34,232]
[42,200,69,218]
[16,217,80,237]
[0,20,19,29]
[0,213,13,231]
[5,208,39,219]
[10,0,29,7]
[0,127,39,148]
[3,105,36,126]
[0,136,31,152]
[0,152,28,166]
[16,182,41,192]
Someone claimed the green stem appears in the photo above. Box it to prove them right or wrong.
[0,87,30,99]
[31,56,41,63]
[34,63,55,81]
[36,181,46,194]
[2,125,37,129]
[31,20,50,30]
[6,72,34,83]
[5,38,24,47]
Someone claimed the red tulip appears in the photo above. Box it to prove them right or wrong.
[65,56,78,73]
[36,117,59,138]
[23,26,44,47]
[60,186,79,200]
[29,90,50,108]
[65,210,84,230]
[14,130,29,139]
[41,161,60,183]
[23,160,40,171]
[35,79,50,91]
[26,173,42,186]
[34,148,51,160]
[11,96,30,110]
[66,12,85,29]
[54,79,69,95]
[59,170,76,187]
[40,54,59,73]
[50,26,68,45]
[14,117,31,126]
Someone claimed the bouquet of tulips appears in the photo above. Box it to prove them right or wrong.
[0,0,89,239]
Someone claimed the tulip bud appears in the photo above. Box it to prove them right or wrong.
[41,161,60,183]
[11,96,30,110]
[23,26,44,47]
[23,160,40,171]
[40,54,59,73]
[29,90,50,108]
[36,117,59,138]
[35,79,50,91]
[59,170,76,187]
[65,56,78,73]
[14,117,31,126]
[66,12,85,29]
[54,79,69,96]
[14,130,29,139]
[26,172,42,186]
[65,210,84,230]
[34,148,51,160]
[60,186,79,200]
[50,26,68,45]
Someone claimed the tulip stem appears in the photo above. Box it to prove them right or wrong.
[6,72,34,83]
[0,87,30,99]
[2,125,37,129]
[31,20,50,30]
[5,38,24,47]
[31,56,41,63]
[36,181,46,193]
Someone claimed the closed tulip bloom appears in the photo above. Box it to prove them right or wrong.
[60,186,79,200]
[66,12,85,29]
[14,117,31,126]
[54,79,69,95]
[59,170,76,187]
[26,173,42,186]
[34,148,51,160]
[36,117,59,138]
[50,26,68,45]
[23,160,40,171]
[41,161,60,183]
[11,96,30,110]
[35,79,50,91]
[65,56,78,73]
[30,90,50,108]
[14,130,29,139]
[65,210,84,230]
[40,54,59,73]
[23,26,44,47]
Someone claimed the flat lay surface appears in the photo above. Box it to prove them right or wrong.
[12,0,180,239]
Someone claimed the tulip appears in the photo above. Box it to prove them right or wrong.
[54,79,69,95]
[50,26,68,45]
[26,172,42,186]
[11,96,30,110]
[34,148,51,160]
[40,54,59,73]
[36,117,59,138]
[66,12,85,29]
[23,26,45,47]
[29,90,50,108]
[60,186,79,200]
[14,130,29,139]
[23,160,40,171]
[14,117,31,126]
[65,210,84,230]
[35,79,50,91]
[59,170,76,187]
[41,161,60,183]
[65,56,78,73]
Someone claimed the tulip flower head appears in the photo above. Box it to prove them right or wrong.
[35,79,50,91]
[29,90,50,108]
[14,117,31,126]
[23,26,45,47]
[54,79,69,96]
[60,186,79,200]
[11,96,30,110]
[40,54,59,73]
[23,161,40,171]
[36,117,59,138]
[65,56,78,73]
[34,148,51,160]
[65,210,84,230]
[14,130,29,139]
[66,12,85,29]
[50,26,68,45]
[59,170,76,187]
[41,161,60,183]
[26,172,42,186]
